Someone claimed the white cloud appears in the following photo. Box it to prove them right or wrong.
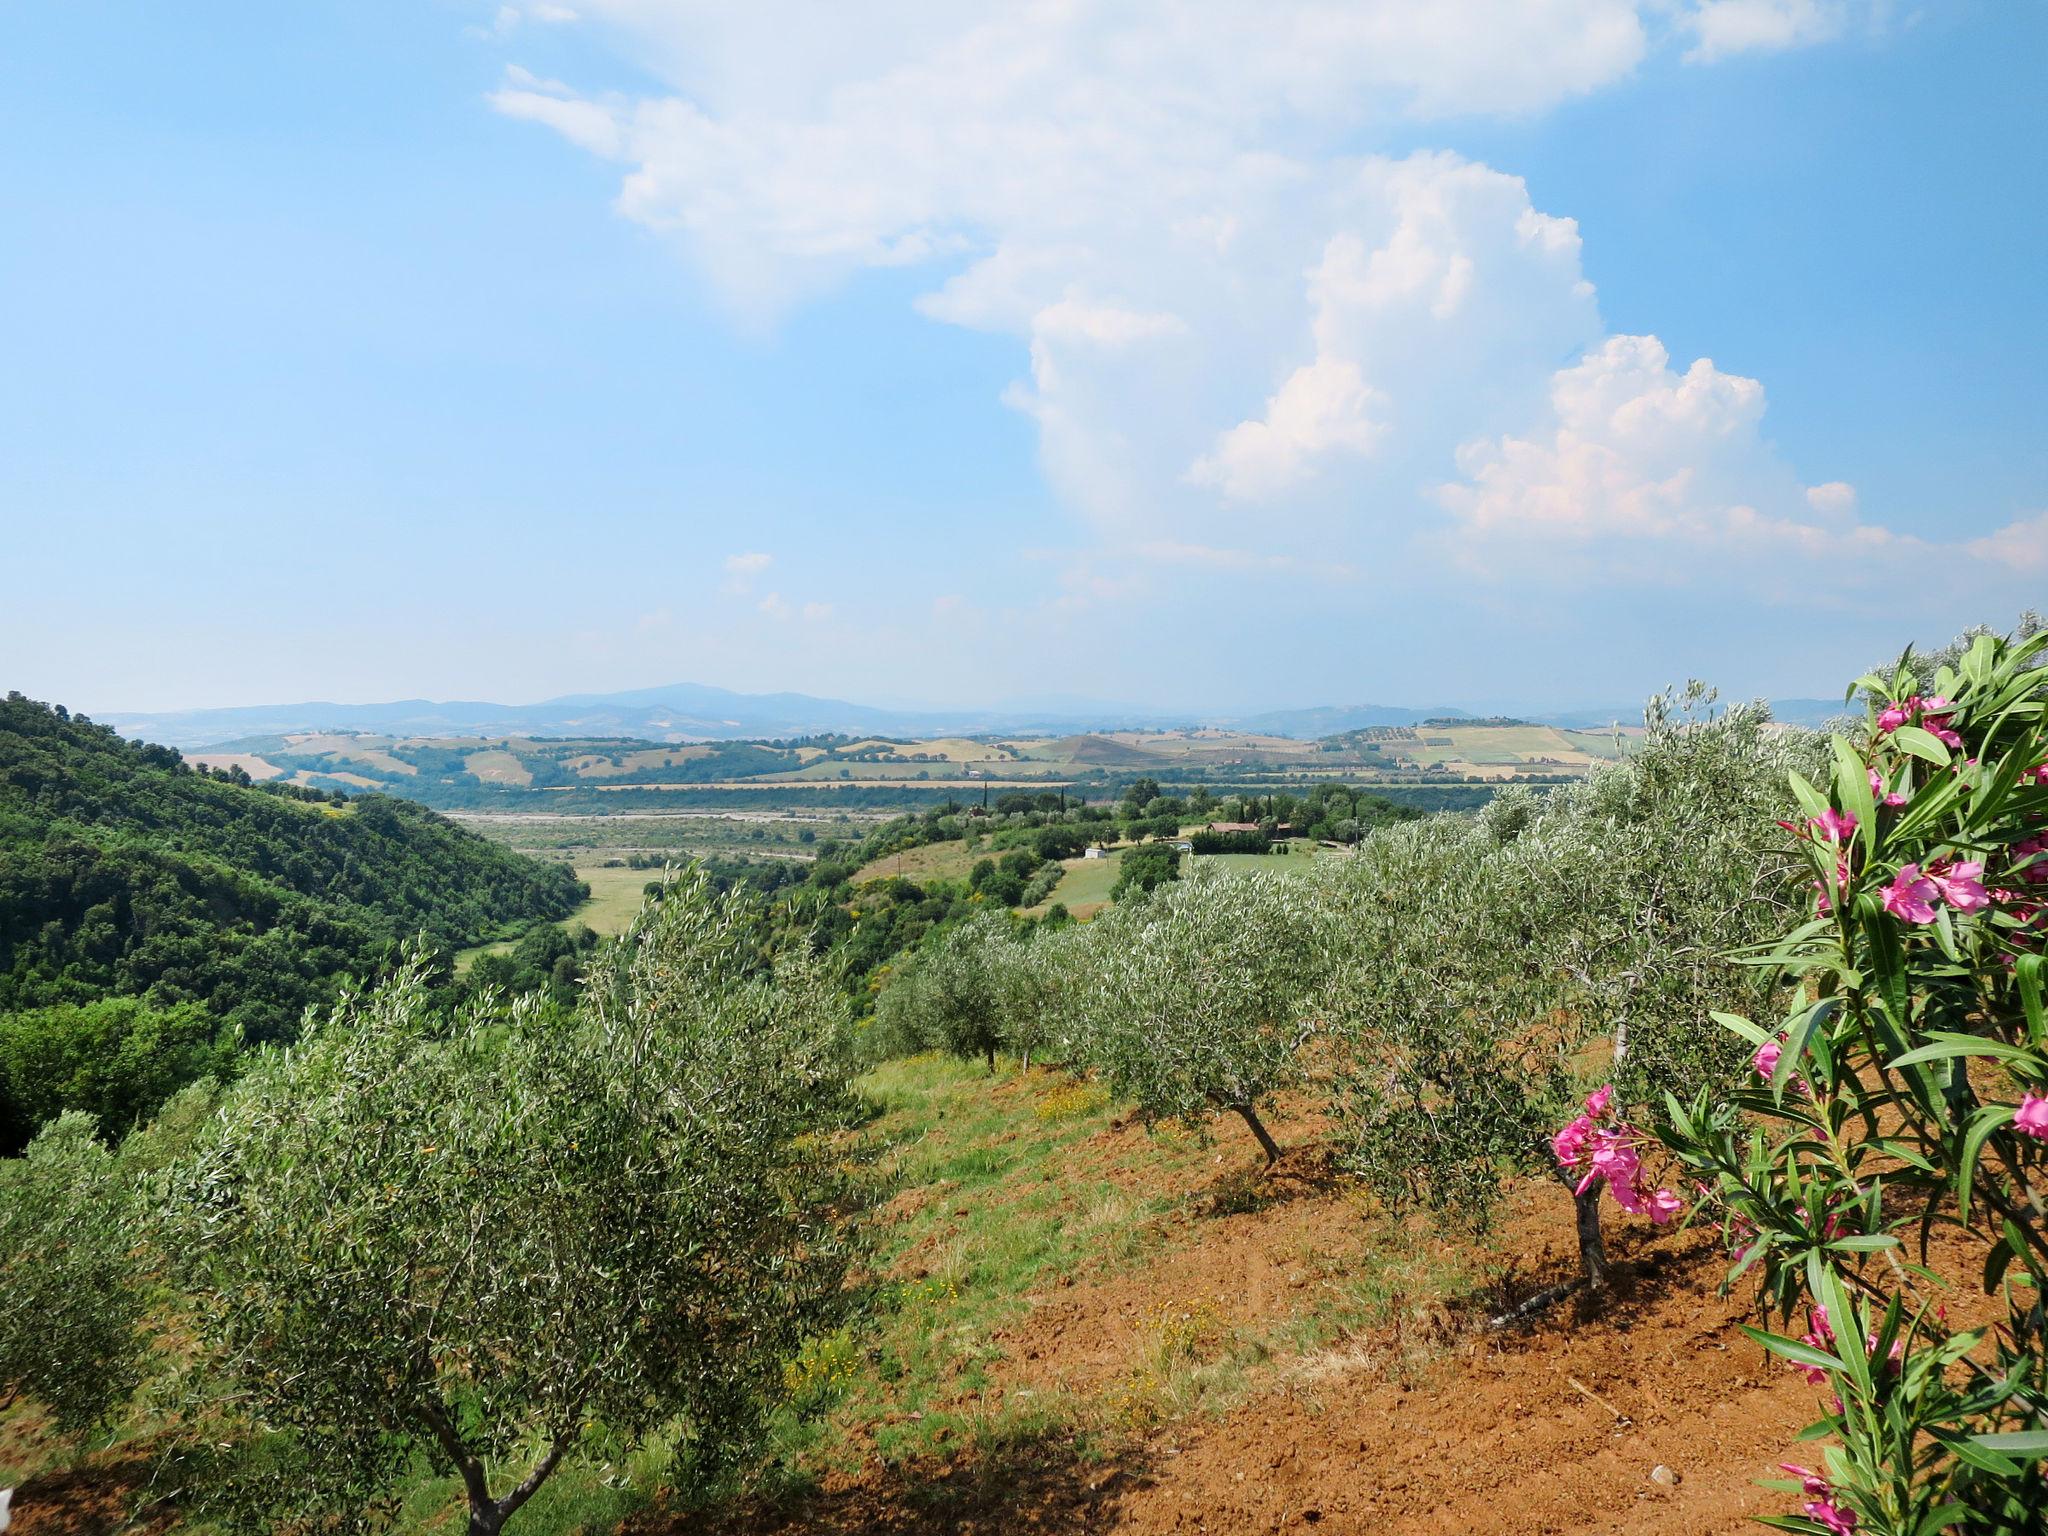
[488,3,1989,609]
[1805,481,1858,517]
[1678,0,1862,62]
[486,3,1663,317]
[488,67,624,157]
[756,592,792,621]
[1966,511,2048,574]
[1435,335,2047,595]
[1187,359,1387,500]
[721,550,772,594]
[801,601,834,622]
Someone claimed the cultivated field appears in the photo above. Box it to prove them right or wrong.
[204,721,1633,813]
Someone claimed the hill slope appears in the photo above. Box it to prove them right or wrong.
[0,693,584,1043]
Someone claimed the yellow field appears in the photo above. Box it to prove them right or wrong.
[562,746,717,777]
[572,862,661,935]
[186,752,285,780]
[286,769,383,790]
[463,749,532,786]
[852,838,984,884]
[455,862,657,972]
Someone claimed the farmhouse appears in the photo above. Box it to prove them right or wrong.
[1082,845,1107,860]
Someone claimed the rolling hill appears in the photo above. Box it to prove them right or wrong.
[0,693,585,1047]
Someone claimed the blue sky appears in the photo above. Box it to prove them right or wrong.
[3,1,2042,717]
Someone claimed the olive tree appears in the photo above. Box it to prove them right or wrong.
[1317,812,1578,1242]
[0,1112,148,1436]
[990,921,1087,1070]
[1321,693,1816,1286]
[165,873,854,1536]
[1074,868,1328,1164]
[873,911,1014,1070]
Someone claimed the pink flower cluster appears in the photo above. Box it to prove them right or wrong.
[1552,1086,1682,1224]
[1780,1464,1858,1534]
[2016,1093,2048,1141]
[1876,694,1963,750]
[1880,859,1989,924]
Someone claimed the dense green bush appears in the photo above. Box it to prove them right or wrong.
[1110,842,1181,902]
[0,996,238,1153]
[871,911,1014,1068]
[1317,689,1817,1281]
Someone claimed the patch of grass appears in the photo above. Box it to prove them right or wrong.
[1274,1242,1495,1389]
[744,1055,1183,1484]
[852,837,982,884]
[1188,841,1333,875]
[1020,851,1123,919]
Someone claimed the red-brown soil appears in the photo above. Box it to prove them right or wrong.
[679,1107,1828,1536]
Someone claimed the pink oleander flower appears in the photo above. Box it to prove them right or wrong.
[1868,766,1907,807]
[1809,808,1858,843]
[1552,1114,1593,1168]
[2014,835,2048,882]
[1881,864,1940,924]
[1576,1128,1642,1199]
[1780,1464,1830,1498]
[1646,1187,1683,1225]
[1876,697,1918,733]
[1926,858,1990,912]
[1813,855,1852,915]
[1919,698,1964,750]
[1794,1301,1835,1383]
[1752,1037,1782,1079]
[1583,1084,1613,1117]
[1806,1497,1859,1535]
[2029,762,2048,786]
[1866,1330,1905,1372]
[2016,1093,2048,1142]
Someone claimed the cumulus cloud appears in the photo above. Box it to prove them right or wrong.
[487,3,2015,610]
[721,550,772,594]
[1436,336,2045,594]
[1188,359,1387,501]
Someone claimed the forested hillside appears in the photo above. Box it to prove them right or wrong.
[0,694,584,1143]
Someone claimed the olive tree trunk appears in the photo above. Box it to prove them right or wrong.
[1231,1102,1283,1166]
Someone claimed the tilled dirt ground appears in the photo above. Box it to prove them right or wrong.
[691,1107,1824,1536]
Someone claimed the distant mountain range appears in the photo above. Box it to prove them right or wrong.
[91,682,1853,751]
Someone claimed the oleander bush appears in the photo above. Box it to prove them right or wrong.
[1662,628,2048,1534]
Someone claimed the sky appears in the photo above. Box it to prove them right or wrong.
[3,0,2044,717]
